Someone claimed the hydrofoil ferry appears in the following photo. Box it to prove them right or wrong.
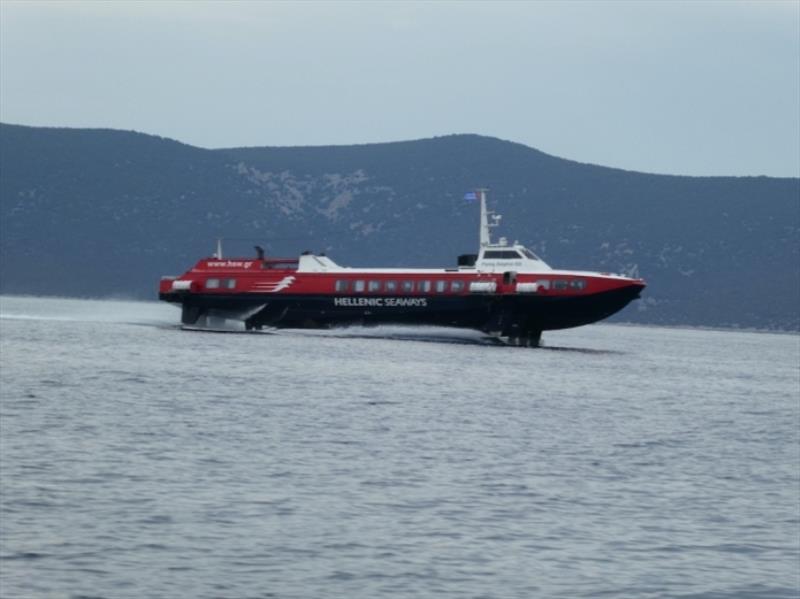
[159,190,645,346]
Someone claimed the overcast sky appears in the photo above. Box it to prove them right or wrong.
[1,0,798,177]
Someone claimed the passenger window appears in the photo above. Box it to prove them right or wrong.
[569,279,587,290]
[368,280,381,292]
[205,278,220,289]
[536,280,551,290]
[418,280,432,293]
[401,280,414,293]
[554,280,568,290]
[451,280,464,292]
[335,280,349,292]
[224,279,236,289]
[354,280,365,292]
[385,280,398,293]
[435,280,447,293]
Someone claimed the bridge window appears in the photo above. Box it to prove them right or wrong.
[385,280,398,292]
[368,280,381,292]
[401,280,414,293]
[205,278,220,289]
[335,280,349,292]
[451,280,464,292]
[418,280,432,293]
[484,250,523,260]
[354,280,365,292]
[521,248,541,260]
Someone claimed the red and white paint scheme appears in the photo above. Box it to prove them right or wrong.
[159,190,645,346]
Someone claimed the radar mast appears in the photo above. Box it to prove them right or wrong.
[478,189,502,247]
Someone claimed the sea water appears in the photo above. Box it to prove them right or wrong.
[1,296,798,599]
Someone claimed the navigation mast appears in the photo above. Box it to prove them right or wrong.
[478,189,501,247]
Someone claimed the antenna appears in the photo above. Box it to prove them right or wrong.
[215,238,223,259]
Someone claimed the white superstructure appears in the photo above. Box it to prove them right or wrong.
[295,189,553,275]
[470,188,552,273]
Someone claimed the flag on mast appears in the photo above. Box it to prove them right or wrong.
[463,191,478,202]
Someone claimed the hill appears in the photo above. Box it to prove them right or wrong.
[1,123,798,329]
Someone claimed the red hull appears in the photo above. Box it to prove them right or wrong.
[159,257,645,341]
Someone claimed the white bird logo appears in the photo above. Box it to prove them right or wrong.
[251,276,296,293]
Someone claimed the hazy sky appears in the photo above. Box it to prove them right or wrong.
[1,0,798,177]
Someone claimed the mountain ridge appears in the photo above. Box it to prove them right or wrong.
[12,122,791,179]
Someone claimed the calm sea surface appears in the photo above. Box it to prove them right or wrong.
[1,296,798,599]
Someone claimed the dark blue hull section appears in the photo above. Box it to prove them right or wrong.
[161,286,642,335]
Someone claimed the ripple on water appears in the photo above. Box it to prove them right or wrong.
[0,300,798,598]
